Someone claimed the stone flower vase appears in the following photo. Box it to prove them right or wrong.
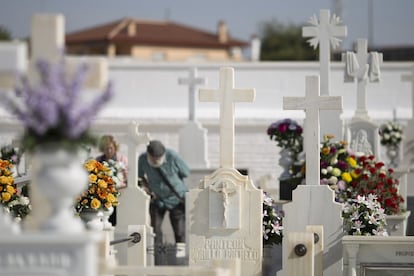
[385,211,411,236]
[30,145,88,233]
[79,208,104,231]
[278,148,295,181]
[385,144,401,168]
[101,206,114,230]
[262,244,282,276]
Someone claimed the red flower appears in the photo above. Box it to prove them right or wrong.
[378,172,386,178]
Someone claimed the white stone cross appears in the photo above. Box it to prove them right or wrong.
[343,39,383,120]
[402,65,414,119]
[199,67,255,168]
[30,14,107,89]
[283,76,342,185]
[178,67,207,121]
[302,9,347,96]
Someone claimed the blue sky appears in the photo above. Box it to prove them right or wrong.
[1,0,413,50]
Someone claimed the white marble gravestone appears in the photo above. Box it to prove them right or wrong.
[302,9,347,141]
[178,67,210,169]
[399,65,414,235]
[278,76,344,276]
[29,14,108,89]
[343,38,383,121]
[343,236,414,276]
[187,67,262,276]
[23,13,109,232]
[0,14,108,276]
[343,39,382,157]
[0,41,27,90]
[400,65,414,195]
[90,121,153,266]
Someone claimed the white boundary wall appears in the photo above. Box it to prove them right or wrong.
[0,60,412,193]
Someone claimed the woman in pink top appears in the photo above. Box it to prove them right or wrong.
[96,135,128,225]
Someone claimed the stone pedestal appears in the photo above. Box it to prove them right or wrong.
[385,211,411,236]
[278,185,343,276]
[0,232,103,276]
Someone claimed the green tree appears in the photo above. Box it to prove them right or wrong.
[259,20,317,61]
[0,25,12,41]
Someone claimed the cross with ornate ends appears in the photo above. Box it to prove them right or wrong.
[283,75,343,185]
[211,180,237,227]
[302,9,347,96]
[402,65,414,119]
[178,67,207,121]
[199,67,255,168]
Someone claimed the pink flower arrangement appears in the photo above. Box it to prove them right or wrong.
[267,118,303,155]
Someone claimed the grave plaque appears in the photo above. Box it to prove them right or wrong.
[188,67,262,276]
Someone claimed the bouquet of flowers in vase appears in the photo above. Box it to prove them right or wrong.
[75,159,120,213]
[319,135,405,216]
[263,192,283,245]
[267,118,303,155]
[0,58,113,153]
[342,194,387,236]
[348,154,404,215]
[379,121,403,147]
[267,118,305,182]
[0,159,31,220]
[0,145,21,166]
[320,134,358,201]
[103,159,126,188]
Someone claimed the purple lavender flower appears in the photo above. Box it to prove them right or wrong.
[0,57,113,151]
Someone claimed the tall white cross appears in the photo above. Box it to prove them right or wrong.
[178,67,207,121]
[199,67,255,168]
[302,9,347,96]
[284,76,343,185]
[343,39,383,119]
[402,65,414,119]
[0,42,27,91]
[30,14,107,89]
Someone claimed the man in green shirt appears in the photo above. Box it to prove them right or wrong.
[138,140,190,248]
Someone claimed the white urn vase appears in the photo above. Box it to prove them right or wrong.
[101,206,114,230]
[79,208,104,231]
[279,148,295,180]
[31,145,88,233]
[385,211,411,236]
[385,144,400,168]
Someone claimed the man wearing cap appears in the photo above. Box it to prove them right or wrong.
[138,140,190,248]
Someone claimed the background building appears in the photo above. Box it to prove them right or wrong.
[65,18,250,62]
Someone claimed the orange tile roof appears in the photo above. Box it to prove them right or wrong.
[66,17,249,49]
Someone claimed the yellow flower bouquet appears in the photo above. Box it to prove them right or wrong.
[0,159,31,220]
[75,159,120,213]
